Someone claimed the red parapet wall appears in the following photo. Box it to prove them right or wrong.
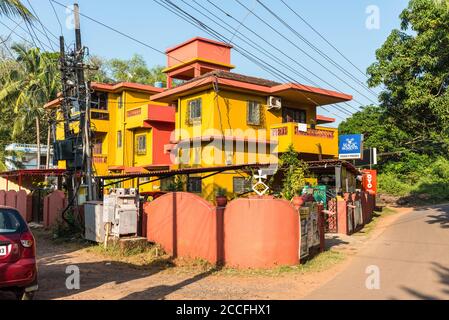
[0,190,5,206]
[224,198,299,268]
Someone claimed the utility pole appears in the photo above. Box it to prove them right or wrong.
[55,2,96,206]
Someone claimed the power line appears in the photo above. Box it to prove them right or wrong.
[194,0,359,115]
[26,0,56,51]
[183,0,353,117]
[257,0,378,99]
[233,0,378,106]
[279,0,370,80]
[157,0,350,120]
[48,0,64,36]
[49,0,350,121]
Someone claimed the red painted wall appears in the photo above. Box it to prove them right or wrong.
[223,198,299,268]
[152,122,175,165]
[145,192,220,263]
[43,191,67,228]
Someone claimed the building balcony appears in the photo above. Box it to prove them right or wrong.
[270,123,338,157]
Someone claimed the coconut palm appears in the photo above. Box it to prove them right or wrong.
[0,43,59,169]
[0,0,34,23]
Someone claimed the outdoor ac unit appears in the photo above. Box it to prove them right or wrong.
[267,96,282,110]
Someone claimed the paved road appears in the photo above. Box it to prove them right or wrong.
[306,204,449,300]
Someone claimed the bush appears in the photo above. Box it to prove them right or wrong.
[378,173,413,196]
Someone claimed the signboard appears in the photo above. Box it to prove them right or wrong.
[354,148,377,167]
[338,134,364,160]
[362,169,377,194]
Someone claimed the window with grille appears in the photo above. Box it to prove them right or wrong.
[187,177,202,193]
[282,108,306,123]
[91,92,108,110]
[118,95,123,109]
[117,131,122,148]
[233,177,252,194]
[188,98,202,123]
[136,134,147,155]
[247,101,261,125]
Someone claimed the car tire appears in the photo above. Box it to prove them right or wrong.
[15,290,35,300]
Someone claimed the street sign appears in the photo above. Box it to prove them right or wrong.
[362,170,377,194]
[338,134,364,160]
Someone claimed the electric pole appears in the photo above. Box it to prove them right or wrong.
[55,2,96,207]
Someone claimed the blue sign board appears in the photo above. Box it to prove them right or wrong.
[338,134,364,160]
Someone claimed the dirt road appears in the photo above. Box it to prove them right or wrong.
[3,205,446,300]
[306,204,449,299]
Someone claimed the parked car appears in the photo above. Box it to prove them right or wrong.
[0,206,38,300]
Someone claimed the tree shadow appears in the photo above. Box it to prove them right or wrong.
[400,262,449,300]
[35,255,175,300]
[119,266,222,300]
[425,206,449,229]
[324,235,349,250]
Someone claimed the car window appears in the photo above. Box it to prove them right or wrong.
[0,209,25,234]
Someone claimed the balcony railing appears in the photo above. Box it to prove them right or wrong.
[270,123,338,156]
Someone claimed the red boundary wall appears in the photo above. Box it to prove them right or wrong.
[144,193,303,268]
[43,191,67,228]
[335,191,375,235]
[0,189,33,222]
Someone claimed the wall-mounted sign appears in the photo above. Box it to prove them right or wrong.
[362,169,377,194]
[338,134,364,160]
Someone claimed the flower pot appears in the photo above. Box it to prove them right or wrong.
[292,196,304,210]
[216,196,228,207]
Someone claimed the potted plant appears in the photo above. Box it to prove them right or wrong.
[215,187,228,206]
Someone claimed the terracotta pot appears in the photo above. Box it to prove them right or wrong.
[216,196,228,207]
[292,196,304,210]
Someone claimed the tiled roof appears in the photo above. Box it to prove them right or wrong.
[180,70,281,88]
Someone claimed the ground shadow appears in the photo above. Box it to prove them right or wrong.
[119,267,222,300]
[324,235,349,250]
[400,261,449,299]
[425,205,449,229]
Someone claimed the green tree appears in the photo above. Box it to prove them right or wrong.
[0,0,34,23]
[107,54,166,86]
[0,44,60,169]
[275,145,308,200]
[367,0,449,156]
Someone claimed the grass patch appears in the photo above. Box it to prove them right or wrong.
[354,207,398,236]
[216,250,346,277]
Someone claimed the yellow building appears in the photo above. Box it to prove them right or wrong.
[45,82,175,193]
[151,37,352,200]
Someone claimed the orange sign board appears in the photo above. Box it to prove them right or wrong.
[362,170,377,194]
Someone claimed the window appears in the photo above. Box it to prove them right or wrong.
[233,177,252,194]
[187,177,202,193]
[91,92,108,110]
[117,131,122,148]
[160,177,174,191]
[0,209,25,235]
[188,98,202,123]
[91,112,109,120]
[136,134,147,155]
[93,138,103,154]
[247,101,261,125]
[118,95,123,109]
[282,108,306,123]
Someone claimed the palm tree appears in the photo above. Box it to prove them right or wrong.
[0,44,59,169]
[0,0,34,23]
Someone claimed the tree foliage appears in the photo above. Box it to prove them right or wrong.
[367,0,449,156]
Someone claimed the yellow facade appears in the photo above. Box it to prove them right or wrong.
[52,83,173,194]
[167,87,342,201]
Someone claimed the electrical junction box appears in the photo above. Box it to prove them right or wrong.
[84,201,104,242]
[102,188,139,239]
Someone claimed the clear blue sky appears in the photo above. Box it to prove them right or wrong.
[0,0,410,125]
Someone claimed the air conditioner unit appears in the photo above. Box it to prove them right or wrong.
[267,96,282,110]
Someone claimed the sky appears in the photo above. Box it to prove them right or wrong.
[0,0,410,126]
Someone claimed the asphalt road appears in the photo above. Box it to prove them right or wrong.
[306,204,449,300]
